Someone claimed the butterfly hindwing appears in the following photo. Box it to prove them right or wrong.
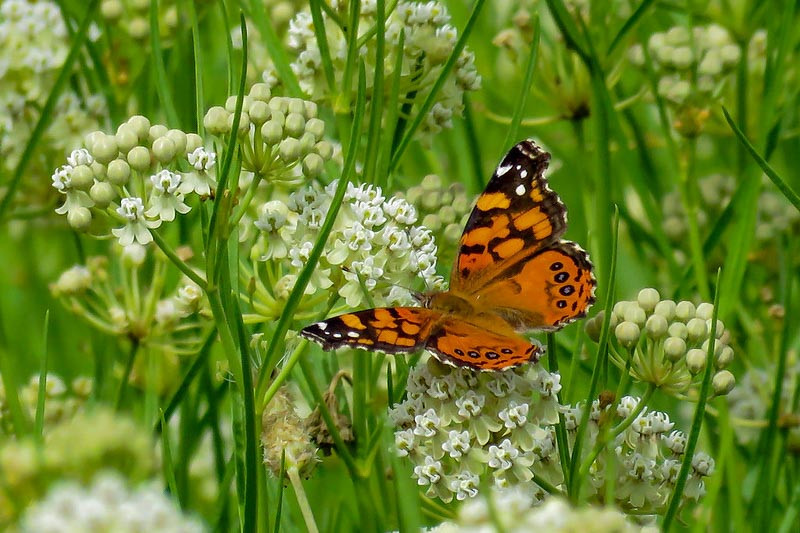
[452,140,567,292]
[300,307,439,354]
[425,318,542,371]
[476,241,597,331]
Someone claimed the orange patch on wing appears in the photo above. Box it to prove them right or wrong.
[341,314,367,330]
[529,186,544,202]
[378,329,399,344]
[493,237,525,258]
[401,322,421,335]
[370,308,397,329]
[512,207,545,230]
[358,338,374,345]
[395,337,416,347]
[533,219,553,240]
[476,192,511,211]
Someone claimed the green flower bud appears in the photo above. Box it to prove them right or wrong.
[279,138,302,162]
[185,133,203,153]
[166,129,187,155]
[121,243,147,267]
[107,159,132,185]
[443,223,462,243]
[701,339,722,357]
[204,106,230,135]
[298,132,316,154]
[421,190,441,211]
[284,112,306,137]
[70,165,95,190]
[671,46,693,69]
[675,301,696,321]
[84,130,104,150]
[707,319,725,338]
[439,205,457,225]
[305,117,325,139]
[654,300,676,320]
[304,100,318,118]
[663,216,685,240]
[270,109,286,126]
[90,181,116,207]
[712,370,735,395]
[664,337,687,362]
[148,124,168,143]
[716,345,734,368]
[623,305,647,327]
[302,153,324,177]
[615,321,641,348]
[91,135,119,164]
[686,318,708,343]
[645,314,668,339]
[612,300,631,319]
[685,348,706,374]
[287,98,306,115]
[668,322,688,340]
[128,16,149,39]
[229,112,251,135]
[698,50,723,76]
[719,44,740,66]
[126,146,152,172]
[314,141,333,160]
[422,174,442,190]
[152,136,177,163]
[695,302,714,320]
[637,288,661,312]
[127,115,151,141]
[261,121,283,145]
[249,83,271,102]
[422,213,442,231]
[101,0,124,20]
[585,314,602,342]
[67,207,92,230]
[225,95,251,113]
[249,101,270,125]
[269,97,288,114]
[115,124,139,153]
[91,162,107,179]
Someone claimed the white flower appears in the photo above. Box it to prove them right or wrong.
[455,390,485,418]
[413,456,443,486]
[441,430,471,459]
[413,408,441,438]
[448,469,480,501]
[180,147,217,196]
[66,148,93,167]
[145,170,191,224]
[112,197,158,246]
[488,439,520,471]
[499,401,529,429]
[384,197,418,224]
[395,429,415,457]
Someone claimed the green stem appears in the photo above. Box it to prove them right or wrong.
[114,340,140,409]
[678,138,710,301]
[151,230,207,290]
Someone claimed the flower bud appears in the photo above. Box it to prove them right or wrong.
[686,318,708,342]
[121,243,147,267]
[166,129,187,155]
[712,370,735,395]
[298,132,317,154]
[615,321,641,348]
[645,314,668,339]
[305,117,325,139]
[249,100,270,125]
[148,124,168,143]
[115,124,139,153]
[204,106,230,135]
[249,83,271,102]
[695,302,714,320]
[313,141,333,160]
[685,348,706,374]
[127,115,151,140]
[185,133,203,153]
[225,95,251,113]
[279,138,302,162]
[269,97,288,114]
[152,136,177,163]
[229,112,251,135]
[715,345,734,368]
[261,120,284,145]
[101,0,124,20]
[90,181,116,207]
[91,134,119,164]
[287,98,306,115]
[623,305,647,327]
[302,153,324,177]
[67,207,92,230]
[53,265,92,295]
[671,46,693,69]
[107,159,131,185]
[128,16,149,39]
[304,100,318,118]
[701,338,722,357]
[654,299,676,320]
[585,315,601,342]
[668,322,688,340]
[637,288,661,312]
[126,146,151,172]
[664,337,687,362]
[421,213,441,231]
[69,165,95,190]
[284,113,306,137]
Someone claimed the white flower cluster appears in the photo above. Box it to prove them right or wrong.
[628,24,740,105]
[389,358,562,502]
[0,1,106,188]
[50,116,214,248]
[0,373,91,434]
[285,0,481,136]
[565,395,715,511]
[430,488,654,533]
[20,472,205,533]
[252,179,443,307]
[585,288,735,397]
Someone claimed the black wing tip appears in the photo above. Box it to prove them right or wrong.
[300,323,335,350]
[515,139,550,164]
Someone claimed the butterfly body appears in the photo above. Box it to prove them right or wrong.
[301,140,596,371]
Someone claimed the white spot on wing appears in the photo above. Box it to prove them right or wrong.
[515,184,526,196]
[317,322,327,330]
[347,331,359,338]
[333,333,342,338]
[497,164,512,176]
[520,170,528,178]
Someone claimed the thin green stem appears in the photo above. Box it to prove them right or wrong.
[114,340,140,409]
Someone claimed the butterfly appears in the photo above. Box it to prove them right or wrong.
[301,140,596,371]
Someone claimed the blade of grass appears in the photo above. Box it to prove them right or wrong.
[246,0,303,97]
[662,269,723,530]
[543,0,590,65]
[255,62,368,404]
[606,0,656,56]
[149,0,179,126]
[159,409,182,503]
[363,0,386,184]
[0,0,101,220]
[185,0,205,135]
[34,311,50,441]
[568,207,619,501]
[388,0,488,174]
[546,332,572,483]
[501,15,541,152]
[309,0,337,94]
[723,107,800,212]
[272,451,287,533]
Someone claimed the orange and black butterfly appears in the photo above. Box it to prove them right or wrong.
[301,140,596,371]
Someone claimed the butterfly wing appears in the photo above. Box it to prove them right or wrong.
[301,307,439,353]
[450,140,596,330]
[425,317,542,371]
